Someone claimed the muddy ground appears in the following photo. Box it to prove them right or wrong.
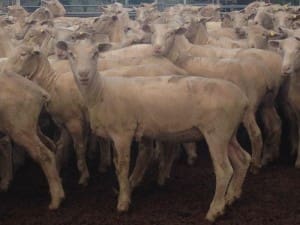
[0,136,300,225]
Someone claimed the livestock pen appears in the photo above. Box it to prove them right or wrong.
[0,138,300,225]
[0,1,300,225]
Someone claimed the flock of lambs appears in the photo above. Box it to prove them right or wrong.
[0,0,299,222]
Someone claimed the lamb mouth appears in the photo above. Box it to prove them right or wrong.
[79,78,89,84]
[282,71,293,76]
[57,54,66,60]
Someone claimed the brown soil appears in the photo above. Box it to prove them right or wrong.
[0,138,300,225]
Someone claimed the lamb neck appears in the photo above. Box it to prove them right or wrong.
[77,72,104,108]
[29,55,58,92]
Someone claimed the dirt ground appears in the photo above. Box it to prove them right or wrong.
[0,137,300,225]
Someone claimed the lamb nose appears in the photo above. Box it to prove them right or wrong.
[282,65,292,74]
[79,71,89,78]
[283,65,291,71]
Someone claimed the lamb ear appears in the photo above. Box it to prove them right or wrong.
[112,15,118,21]
[4,17,14,25]
[222,13,231,20]
[44,9,52,18]
[292,14,300,20]
[175,27,187,35]
[40,20,54,27]
[278,26,293,37]
[142,24,152,33]
[295,37,300,42]
[98,6,106,12]
[204,16,214,22]
[75,31,90,40]
[93,17,100,23]
[97,43,112,53]
[198,16,212,24]
[268,40,281,48]
[32,46,41,55]
[235,27,247,38]
[25,18,37,25]
[41,0,49,5]
[56,41,68,51]
[248,13,255,20]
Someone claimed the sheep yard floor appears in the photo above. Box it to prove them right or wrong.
[0,143,300,225]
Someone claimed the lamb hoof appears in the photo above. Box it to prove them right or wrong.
[98,166,108,173]
[187,157,196,166]
[78,176,89,187]
[49,191,65,210]
[226,197,235,207]
[157,175,166,187]
[48,199,61,210]
[49,203,59,210]
[0,182,9,192]
[295,160,300,169]
[112,187,119,196]
[291,147,297,156]
[117,202,130,213]
[249,164,260,174]
[261,154,275,166]
[205,209,224,223]
[225,191,241,206]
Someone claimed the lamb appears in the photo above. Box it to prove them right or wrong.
[0,71,64,209]
[57,39,251,222]
[3,45,90,185]
[143,22,283,168]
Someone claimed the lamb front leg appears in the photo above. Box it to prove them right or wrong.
[295,126,300,168]
[129,139,154,190]
[182,142,198,165]
[98,138,112,173]
[157,142,179,186]
[112,135,132,212]
[0,136,13,191]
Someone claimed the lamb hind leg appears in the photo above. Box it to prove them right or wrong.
[295,125,300,168]
[37,126,56,153]
[289,116,298,157]
[12,132,65,209]
[204,132,233,222]
[284,106,298,156]
[226,136,251,206]
[260,106,282,166]
[242,111,263,173]
[66,120,89,186]
[87,134,98,160]
[55,127,71,173]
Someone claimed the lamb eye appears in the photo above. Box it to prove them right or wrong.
[68,52,76,59]
[92,51,98,58]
